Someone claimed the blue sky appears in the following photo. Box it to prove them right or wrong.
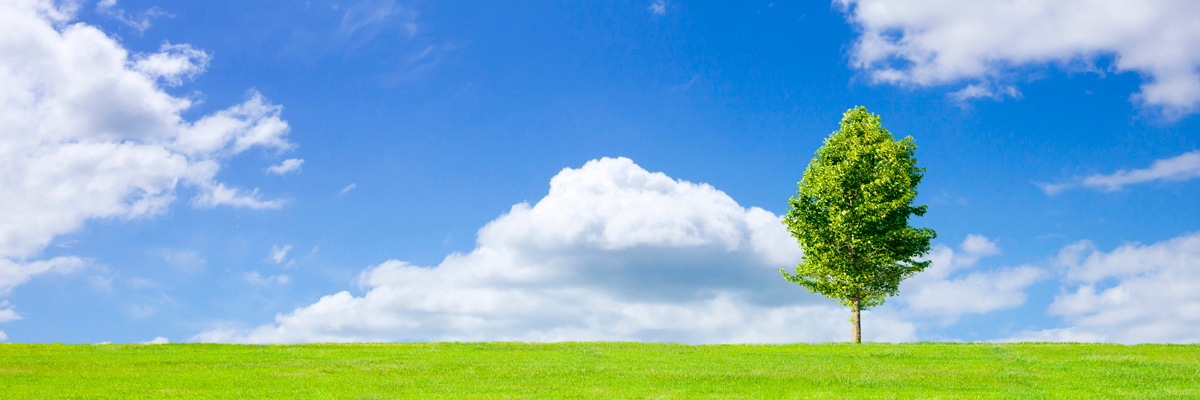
[2,0,1199,344]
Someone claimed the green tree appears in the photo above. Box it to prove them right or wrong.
[782,106,937,343]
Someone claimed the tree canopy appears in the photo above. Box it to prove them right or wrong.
[782,106,937,343]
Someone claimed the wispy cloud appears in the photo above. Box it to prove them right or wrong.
[337,0,413,37]
[245,271,289,285]
[269,245,293,264]
[649,0,666,15]
[948,83,1021,103]
[339,183,357,195]
[161,249,206,273]
[95,0,172,33]
[266,159,304,175]
[192,183,287,209]
[672,74,699,91]
[1039,150,1200,194]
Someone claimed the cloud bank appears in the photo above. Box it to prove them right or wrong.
[1007,232,1200,343]
[196,157,922,344]
[0,0,293,297]
[901,235,1047,325]
[838,0,1200,114]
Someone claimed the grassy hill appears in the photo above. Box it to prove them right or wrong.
[2,342,1197,398]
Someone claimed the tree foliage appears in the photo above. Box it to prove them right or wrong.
[782,106,936,341]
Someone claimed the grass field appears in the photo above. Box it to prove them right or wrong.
[2,342,1197,398]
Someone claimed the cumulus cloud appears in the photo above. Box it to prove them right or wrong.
[1006,232,1200,343]
[900,235,1046,324]
[0,0,293,294]
[1,301,20,341]
[838,0,1200,113]
[1039,150,1200,194]
[195,157,919,344]
[0,301,20,323]
[131,42,209,86]
[266,159,304,175]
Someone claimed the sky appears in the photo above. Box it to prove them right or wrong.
[2,0,1199,344]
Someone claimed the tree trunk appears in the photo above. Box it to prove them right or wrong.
[851,298,862,343]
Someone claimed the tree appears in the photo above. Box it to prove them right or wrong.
[782,106,937,343]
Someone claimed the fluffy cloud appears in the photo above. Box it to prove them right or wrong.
[900,235,1046,323]
[139,336,169,344]
[0,0,292,293]
[1039,150,1200,194]
[195,157,919,344]
[838,0,1200,113]
[132,42,208,86]
[1007,232,1200,343]
[0,301,20,323]
[0,301,18,342]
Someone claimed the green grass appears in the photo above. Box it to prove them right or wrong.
[2,342,1197,399]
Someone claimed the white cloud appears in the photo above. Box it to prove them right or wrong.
[339,183,357,195]
[0,0,292,295]
[269,244,293,264]
[132,42,208,86]
[649,0,666,15]
[838,0,1200,113]
[96,0,171,33]
[266,159,304,175]
[191,183,286,209]
[139,336,169,344]
[338,0,414,37]
[0,301,20,323]
[948,83,1021,102]
[1007,232,1200,343]
[0,330,6,341]
[905,266,1045,323]
[195,157,918,344]
[1039,150,1200,194]
[900,235,1046,324]
[0,257,86,296]
[245,271,289,285]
